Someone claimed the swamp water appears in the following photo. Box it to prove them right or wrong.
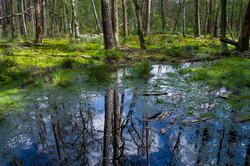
[1,63,250,166]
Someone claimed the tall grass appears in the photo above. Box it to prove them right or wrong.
[53,70,72,87]
[85,64,111,83]
[132,61,153,79]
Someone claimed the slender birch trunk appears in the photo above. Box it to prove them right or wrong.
[145,0,151,37]
[122,0,128,37]
[72,0,79,39]
[64,0,72,38]
[42,0,46,36]
[91,0,101,32]
[16,0,24,35]
[21,0,27,38]
[173,1,182,32]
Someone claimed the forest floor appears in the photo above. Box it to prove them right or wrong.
[0,33,249,119]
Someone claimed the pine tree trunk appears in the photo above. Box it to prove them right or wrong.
[236,0,250,52]
[161,0,165,30]
[220,0,228,53]
[103,89,114,166]
[213,1,220,38]
[63,6,66,33]
[101,0,115,50]
[207,0,212,34]
[10,0,15,37]
[72,0,79,39]
[51,0,56,37]
[91,0,101,32]
[195,0,201,37]
[173,1,182,32]
[145,0,151,37]
[2,0,8,36]
[204,0,209,37]
[237,0,243,37]
[35,0,41,43]
[122,0,128,37]
[42,0,47,36]
[134,0,146,49]
[112,0,119,45]
[183,0,186,37]
[16,0,24,35]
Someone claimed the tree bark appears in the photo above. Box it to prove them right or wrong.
[103,89,114,166]
[236,0,250,52]
[122,0,128,37]
[230,0,234,30]
[213,1,221,38]
[220,0,228,53]
[183,0,186,37]
[64,0,73,38]
[21,0,27,38]
[145,0,151,37]
[195,0,201,37]
[237,0,243,37]
[111,0,119,45]
[16,0,24,35]
[134,0,146,49]
[30,0,34,31]
[204,0,209,37]
[63,6,66,33]
[10,0,15,37]
[72,0,79,39]
[42,0,46,36]
[51,0,56,37]
[207,0,212,34]
[173,1,182,32]
[91,0,101,32]
[101,0,115,50]
[35,0,41,43]
[161,0,165,30]
[2,0,8,35]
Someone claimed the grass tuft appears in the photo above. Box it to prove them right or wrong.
[132,61,154,79]
[85,64,111,83]
[53,70,72,87]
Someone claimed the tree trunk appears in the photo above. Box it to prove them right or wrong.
[230,0,234,30]
[204,0,209,37]
[35,0,41,43]
[173,1,182,32]
[122,0,128,37]
[31,0,34,31]
[220,0,228,53]
[42,0,46,36]
[72,0,79,39]
[227,14,235,40]
[161,0,165,30]
[237,0,243,37]
[103,89,114,166]
[63,6,66,33]
[195,0,201,37]
[16,0,24,35]
[91,0,101,32]
[236,0,250,52]
[101,0,115,50]
[113,73,119,166]
[183,0,186,37]
[112,0,119,45]
[146,114,150,166]
[145,0,151,37]
[134,0,146,49]
[207,0,212,34]
[51,0,56,37]
[10,0,15,37]
[2,0,8,36]
[213,1,221,38]
[21,0,27,38]
[64,0,72,38]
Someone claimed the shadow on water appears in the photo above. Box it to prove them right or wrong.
[1,63,250,166]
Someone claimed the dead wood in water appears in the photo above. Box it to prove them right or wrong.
[134,91,168,96]
[146,111,162,119]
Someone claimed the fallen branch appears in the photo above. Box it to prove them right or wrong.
[134,91,168,96]
[146,111,162,119]
[0,6,34,20]
[220,38,238,46]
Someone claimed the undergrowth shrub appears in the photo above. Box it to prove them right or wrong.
[177,68,192,75]
[85,64,111,83]
[145,36,156,45]
[53,70,72,87]
[132,61,153,79]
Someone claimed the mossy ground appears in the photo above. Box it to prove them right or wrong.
[0,34,246,119]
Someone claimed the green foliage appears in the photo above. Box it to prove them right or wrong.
[191,69,211,81]
[53,70,72,87]
[2,58,18,68]
[60,57,75,68]
[177,68,192,75]
[145,36,156,45]
[85,64,111,83]
[132,61,154,79]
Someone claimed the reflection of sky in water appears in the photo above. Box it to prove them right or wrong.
[1,63,250,165]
